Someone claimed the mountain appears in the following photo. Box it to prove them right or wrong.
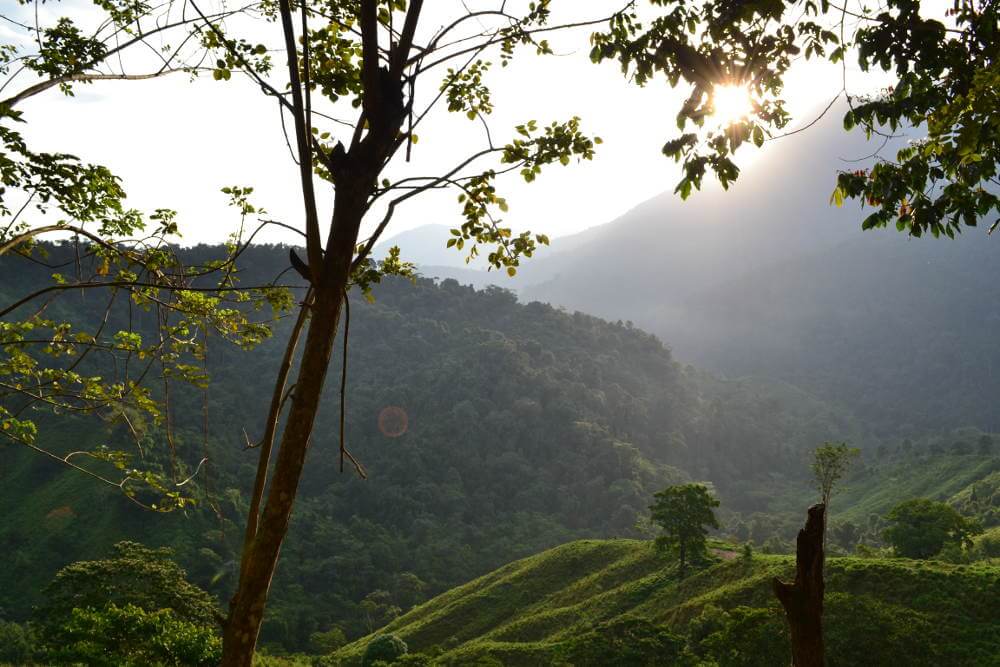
[0,244,862,650]
[332,539,1000,666]
[382,104,1000,435]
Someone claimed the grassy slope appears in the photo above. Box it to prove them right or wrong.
[333,539,1000,666]
[771,454,999,524]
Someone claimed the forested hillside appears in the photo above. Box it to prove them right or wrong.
[0,243,867,651]
[377,107,1000,436]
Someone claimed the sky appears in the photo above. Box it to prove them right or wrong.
[6,1,885,248]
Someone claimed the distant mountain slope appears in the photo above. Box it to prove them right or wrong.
[333,539,1000,666]
[371,105,1000,435]
[663,232,1000,433]
[498,107,1000,434]
[356,107,1000,434]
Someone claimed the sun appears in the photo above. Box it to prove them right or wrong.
[710,84,754,127]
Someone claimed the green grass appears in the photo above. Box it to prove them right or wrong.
[772,454,999,524]
[332,539,1000,666]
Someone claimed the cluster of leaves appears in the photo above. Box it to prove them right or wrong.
[1,236,293,509]
[834,0,1000,237]
[590,0,836,198]
[442,60,494,120]
[22,18,108,85]
[591,0,999,238]
[200,30,272,82]
[351,245,417,302]
[0,109,142,232]
[446,117,598,274]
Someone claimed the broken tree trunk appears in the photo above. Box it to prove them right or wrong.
[773,503,826,667]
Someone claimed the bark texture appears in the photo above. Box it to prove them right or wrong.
[221,286,345,666]
[773,503,826,667]
[218,2,422,662]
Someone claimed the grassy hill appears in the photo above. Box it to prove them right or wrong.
[768,452,1000,528]
[332,539,1000,666]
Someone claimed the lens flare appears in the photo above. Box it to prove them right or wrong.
[378,405,409,438]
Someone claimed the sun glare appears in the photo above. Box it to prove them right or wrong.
[711,84,754,127]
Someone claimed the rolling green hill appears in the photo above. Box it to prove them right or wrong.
[332,539,1000,666]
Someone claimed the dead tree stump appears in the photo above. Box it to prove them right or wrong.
[773,503,826,667]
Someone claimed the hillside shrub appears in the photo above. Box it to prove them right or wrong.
[362,634,408,666]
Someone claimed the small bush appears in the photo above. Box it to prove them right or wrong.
[362,634,408,666]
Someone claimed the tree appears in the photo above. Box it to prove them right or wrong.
[309,626,348,654]
[360,589,401,634]
[5,1,999,662]
[883,498,984,559]
[811,442,860,553]
[649,483,719,574]
[812,443,860,512]
[0,620,39,665]
[2,3,613,662]
[37,541,220,642]
[393,572,428,612]
[46,603,221,667]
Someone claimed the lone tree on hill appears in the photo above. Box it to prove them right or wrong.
[649,483,720,574]
[4,1,999,663]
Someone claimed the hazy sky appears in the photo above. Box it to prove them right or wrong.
[8,1,884,247]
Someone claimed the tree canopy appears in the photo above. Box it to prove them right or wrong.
[649,483,720,573]
[883,498,983,559]
[38,541,219,636]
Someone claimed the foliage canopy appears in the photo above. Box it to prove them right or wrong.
[883,497,984,559]
[649,482,720,573]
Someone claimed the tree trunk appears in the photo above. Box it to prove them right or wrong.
[220,286,343,665]
[773,503,826,667]
[221,188,367,666]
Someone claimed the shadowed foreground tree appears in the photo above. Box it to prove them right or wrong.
[5,1,1000,663]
